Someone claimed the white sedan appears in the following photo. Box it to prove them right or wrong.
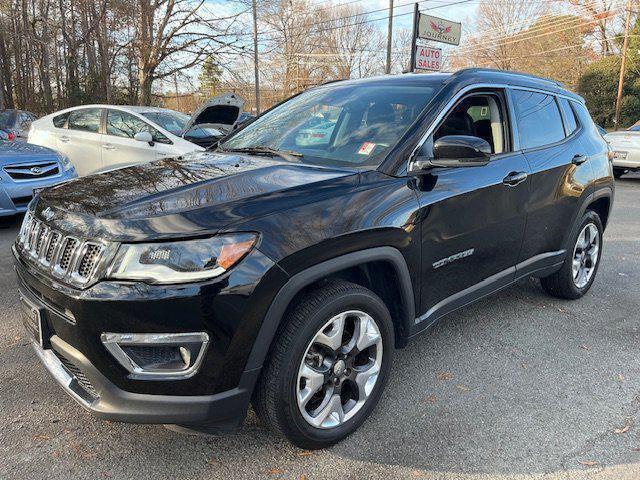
[604,126,640,179]
[27,97,245,177]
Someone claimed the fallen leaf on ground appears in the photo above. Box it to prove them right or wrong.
[521,363,529,369]
[579,460,598,467]
[411,470,425,477]
[297,451,313,456]
[269,469,284,475]
[456,384,471,392]
[580,344,590,350]
[33,434,50,441]
[616,374,625,382]
[437,371,452,381]
[423,394,437,404]
[615,425,630,434]
[206,458,217,465]
[299,475,307,480]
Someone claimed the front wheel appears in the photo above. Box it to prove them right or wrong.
[252,280,394,449]
[541,210,603,299]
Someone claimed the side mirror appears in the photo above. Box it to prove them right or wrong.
[409,135,491,173]
[134,131,154,146]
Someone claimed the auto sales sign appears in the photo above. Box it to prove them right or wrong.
[418,14,461,46]
[415,46,442,71]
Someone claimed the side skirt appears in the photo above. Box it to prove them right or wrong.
[410,250,565,338]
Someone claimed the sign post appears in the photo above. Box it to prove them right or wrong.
[414,45,442,71]
[408,3,419,72]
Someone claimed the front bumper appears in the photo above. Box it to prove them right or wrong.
[14,242,288,427]
[30,335,259,426]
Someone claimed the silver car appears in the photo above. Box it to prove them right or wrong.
[605,125,640,178]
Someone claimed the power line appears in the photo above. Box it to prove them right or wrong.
[454,3,626,54]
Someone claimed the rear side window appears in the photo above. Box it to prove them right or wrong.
[512,90,565,150]
[67,108,102,133]
[53,112,71,128]
[558,98,578,135]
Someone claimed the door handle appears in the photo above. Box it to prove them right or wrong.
[572,154,588,165]
[102,144,116,151]
[59,136,70,143]
[502,171,528,187]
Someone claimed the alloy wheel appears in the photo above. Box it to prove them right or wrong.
[296,310,383,429]
[572,222,600,289]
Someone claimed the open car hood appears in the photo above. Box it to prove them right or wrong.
[183,93,244,134]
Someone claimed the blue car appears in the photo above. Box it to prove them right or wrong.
[0,141,77,217]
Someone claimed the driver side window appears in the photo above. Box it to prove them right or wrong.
[433,92,508,155]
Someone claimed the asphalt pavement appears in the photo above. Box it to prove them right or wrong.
[1,175,639,480]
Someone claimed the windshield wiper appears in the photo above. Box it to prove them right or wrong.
[218,145,304,163]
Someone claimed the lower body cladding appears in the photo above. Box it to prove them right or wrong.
[13,246,287,430]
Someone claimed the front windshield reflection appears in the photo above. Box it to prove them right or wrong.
[222,84,436,168]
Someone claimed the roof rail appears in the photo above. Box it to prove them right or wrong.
[451,68,564,87]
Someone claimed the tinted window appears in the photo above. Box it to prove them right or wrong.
[67,108,102,133]
[53,112,71,128]
[107,110,170,144]
[513,90,565,149]
[558,98,578,135]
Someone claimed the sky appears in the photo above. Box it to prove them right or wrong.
[173,0,481,92]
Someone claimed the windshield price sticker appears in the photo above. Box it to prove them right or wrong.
[358,142,377,155]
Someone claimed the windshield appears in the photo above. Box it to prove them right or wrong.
[221,83,437,168]
[142,111,190,135]
[0,110,16,130]
[627,125,640,132]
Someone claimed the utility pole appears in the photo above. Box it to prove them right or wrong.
[252,0,261,114]
[385,0,394,74]
[614,0,633,130]
[408,3,419,73]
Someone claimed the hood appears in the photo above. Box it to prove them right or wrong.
[183,93,244,134]
[37,151,358,241]
[0,141,60,163]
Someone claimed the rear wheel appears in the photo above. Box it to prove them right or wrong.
[252,280,394,449]
[541,210,603,299]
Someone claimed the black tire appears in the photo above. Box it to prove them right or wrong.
[613,168,625,179]
[540,210,603,299]
[252,279,394,449]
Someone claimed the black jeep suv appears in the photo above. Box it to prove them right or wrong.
[14,69,613,449]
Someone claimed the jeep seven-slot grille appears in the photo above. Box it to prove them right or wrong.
[16,212,106,287]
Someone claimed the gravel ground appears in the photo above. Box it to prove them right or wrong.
[0,175,639,480]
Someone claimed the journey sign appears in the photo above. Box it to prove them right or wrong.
[415,46,442,71]
[417,13,461,46]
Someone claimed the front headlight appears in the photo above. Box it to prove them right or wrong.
[108,233,257,284]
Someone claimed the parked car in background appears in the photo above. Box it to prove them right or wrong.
[28,105,205,176]
[28,96,251,175]
[604,126,640,178]
[182,93,246,148]
[0,109,38,141]
[0,140,76,217]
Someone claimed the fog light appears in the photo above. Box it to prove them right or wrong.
[100,332,209,380]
